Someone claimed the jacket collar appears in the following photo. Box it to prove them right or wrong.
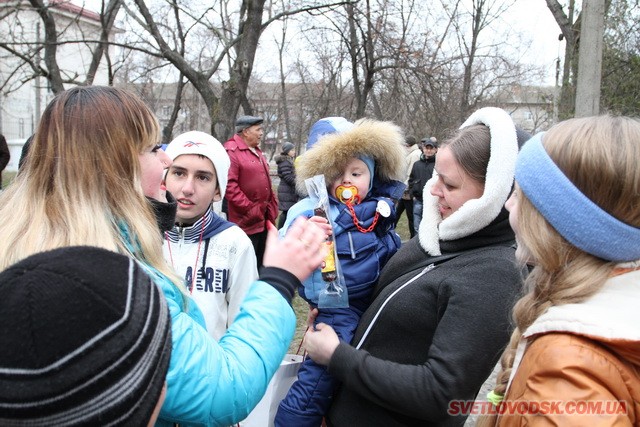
[230,134,262,155]
[507,269,640,392]
[524,269,640,342]
[166,206,234,243]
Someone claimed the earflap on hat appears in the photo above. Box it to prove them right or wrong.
[165,131,230,199]
[357,154,375,194]
[418,107,518,254]
[0,246,172,426]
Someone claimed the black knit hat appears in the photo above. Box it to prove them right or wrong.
[281,142,295,155]
[0,246,172,426]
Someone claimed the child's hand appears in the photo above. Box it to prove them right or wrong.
[308,215,333,237]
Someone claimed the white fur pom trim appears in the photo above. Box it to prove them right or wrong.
[439,107,518,241]
[418,174,442,255]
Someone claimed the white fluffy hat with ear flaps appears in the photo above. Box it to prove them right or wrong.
[418,107,519,255]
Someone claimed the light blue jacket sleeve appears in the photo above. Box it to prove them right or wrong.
[279,197,315,237]
[279,197,341,238]
[155,278,296,426]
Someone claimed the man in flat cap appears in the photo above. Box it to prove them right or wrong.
[224,115,278,268]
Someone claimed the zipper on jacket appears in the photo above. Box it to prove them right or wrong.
[179,226,186,248]
[348,232,356,259]
[355,263,436,349]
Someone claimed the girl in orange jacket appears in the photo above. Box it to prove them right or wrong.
[479,115,640,427]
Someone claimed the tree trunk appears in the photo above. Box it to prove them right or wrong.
[132,0,220,138]
[575,0,605,116]
[459,0,483,122]
[29,0,64,94]
[86,0,123,85]
[346,3,364,117]
[547,0,578,119]
[216,0,267,142]
[163,75,185,143]
[277,19,293,144]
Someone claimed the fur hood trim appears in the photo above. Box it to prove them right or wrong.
[295,118,406,195]
[418,107,518,255]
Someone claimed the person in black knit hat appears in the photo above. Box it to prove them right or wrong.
[275,141,298,228]
[0,246,172,426]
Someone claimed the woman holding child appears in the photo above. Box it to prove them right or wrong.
[305,107,526,426]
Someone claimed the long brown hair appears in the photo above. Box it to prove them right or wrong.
[444,124,491,184]
[0,86,179,287]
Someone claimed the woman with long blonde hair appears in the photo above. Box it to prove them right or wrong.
[479,115,640,426]
[0,86,326,426]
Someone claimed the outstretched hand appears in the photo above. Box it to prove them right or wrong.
[263,218,327,283]
[304,308,340,366]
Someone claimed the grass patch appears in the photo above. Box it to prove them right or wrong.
[395,210,411,242]
[288,294,310,354]
[1,171,16,189]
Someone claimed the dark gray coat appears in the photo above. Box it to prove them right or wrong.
[327,212,523,426]
[276,154,298,211]
[409,154,436,200]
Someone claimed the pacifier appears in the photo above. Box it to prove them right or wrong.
[335,185,359,204]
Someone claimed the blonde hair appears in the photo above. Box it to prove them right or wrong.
[0,86,180,289]
[478,115,640,426]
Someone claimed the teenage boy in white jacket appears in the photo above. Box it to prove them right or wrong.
[163,131,258,339]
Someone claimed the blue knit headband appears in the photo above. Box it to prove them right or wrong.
[516,133,640,262]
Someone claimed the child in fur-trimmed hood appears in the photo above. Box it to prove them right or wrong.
[274,118,406,427]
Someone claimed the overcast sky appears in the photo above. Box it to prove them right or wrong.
[507,1,565,86]
[78,0,564,86]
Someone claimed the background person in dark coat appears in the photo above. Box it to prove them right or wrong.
[275,142,298,228]
[395,135,421,238]
[0,134,9,189]
[409,137,438,235]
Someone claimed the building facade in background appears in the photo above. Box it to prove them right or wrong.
[0,0,113,170]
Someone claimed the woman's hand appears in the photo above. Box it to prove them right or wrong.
[263,218,327,282]
[304,308,340,366]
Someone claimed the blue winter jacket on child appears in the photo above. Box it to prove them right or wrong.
[275,181,403,427]
[275,118,408,427]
